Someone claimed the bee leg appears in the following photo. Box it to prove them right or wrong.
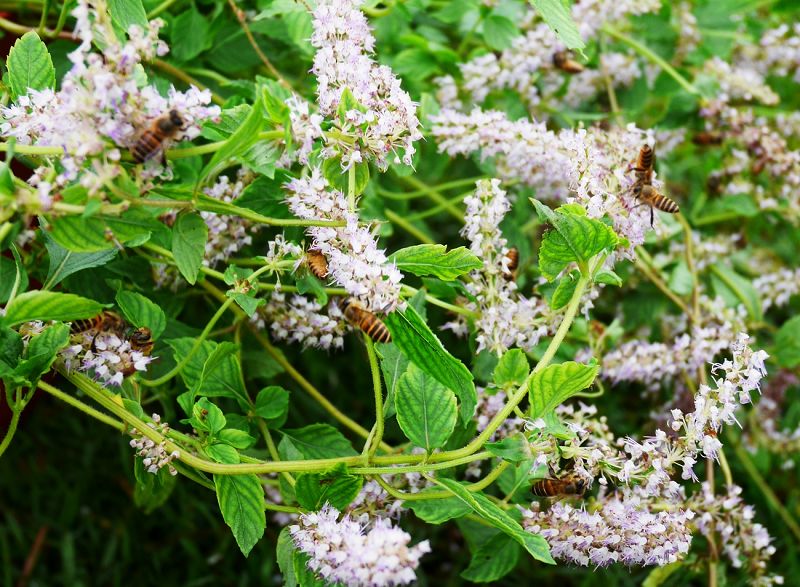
[161,150,167,168]
[650,206,654,227]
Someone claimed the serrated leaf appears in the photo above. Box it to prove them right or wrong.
[529,361,597,418]
[115,291,166,340]
[378,343,409,419]
[389,244,482,281]
[43,232,117,290]
[483,14,519,50]
[433,478,554,564]
[295,465,363,511]
[48,211,160,252]
[171,213,208,285]
[775,316,800,368]
[550,271,579,310]
[226,290,265,317]
[199,91,264,184]
[385,305,476,423]
[529,0,586,53]
[7,32,55,100]
[531,199,618,280]
[214,473,266,556]
[295,274,328,305]
[407,496,472,524]
[492,349,529,389]
[170,7,212,61]
[218,428,256,449]
[108,0,148,32]
[192,397,226,435]
[278,424,357,460]
[2,291,104,327]
[395,363,458,451]
[461,533,521,582]
[254,385,290,428]
[166,339,249,409]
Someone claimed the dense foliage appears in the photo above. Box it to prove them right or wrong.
[1,0,799,585]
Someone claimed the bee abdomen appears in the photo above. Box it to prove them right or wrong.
[531,480,556,497]
[504,247,519,279]
[652,194,680,214]
[636,145,654,170]
[306,250,329,280]
[70,317,98,334]
[363,317,392,344]
[553,51,584,74]
[132,130,163,163]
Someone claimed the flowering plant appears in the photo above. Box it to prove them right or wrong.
[1,0,799,585]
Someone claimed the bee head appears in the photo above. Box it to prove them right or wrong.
[129,327,153,345]
[169,109,184,129]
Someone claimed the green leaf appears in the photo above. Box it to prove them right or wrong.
[775,316,800,368]
[389,245,482,281]
[226,290,265,317]
[531,199,618,280]
[378,343,409,419]
[433,478,554,564]
[395,363,458,451]
[254,385,290,428]
[133,460,177,514]
[108,0,148,32]
[48,210,161,252]
[529,0,586,53]
[192,397,226,435]
[214,473,266,557]
[170,7,212,61]
[199,90,264,184]
[322,158,370,197]
[0,328,23,372]
[642,561,684,587]
[710,265,763,321]
[529,361,598,419]
[233,172,293,218]
[218,428,256,449]
[115,291,166,340]
[43,232,117,290]
[171,213,208,285]
[295,464,364,511]
[385,305,476,423]
[278,424,358,460]
[407,496,472,524]
[668,261,693,296]
[595,269,623,287]
[461,533,521,582]
[2,291,104,327]
[485,432,532,463]
[15,322,70,385]
[0,253,28,305]
[492,349,529,389]
[276,527,327,587]
[295,274,328,306]
[550,271,579,310]
[207,443,240,464]
[7,31,55,100]
[166,339,249,408]
[483,14,519,50]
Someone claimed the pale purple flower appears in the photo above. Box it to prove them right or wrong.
[289,504,430,586]
[129,413,180,476]
[257,292,347,350]
[64,330,154,387]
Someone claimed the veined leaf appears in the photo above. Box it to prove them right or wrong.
[171,213,208,285]
[407,496,472,524]
[167,339,249,408]
[529,0,586,53]
[385,305,476,422]
[389,244,482,281]
[492,349,529,389]
[461,533,521,582]
[108,0,148,31]
[278,424,358,460]
[214,473,266,556]
[2,291,104,327]
[116,291,166,340]
[43,232,117,290]
[254,386,290,428]
[529,361,598,419]
[295,464,363,511]
[378,343,409,419]
[395,363,458,451]
[7,31,55,100]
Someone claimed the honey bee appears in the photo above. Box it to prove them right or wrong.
[131,110,184,164]
[341,298,392,344]
[503,247,519,281]
[306,249,329,281]
[631,144,679,226]
[531,475,587,498]
[553,51,585,74]
[692,131,723,146]
[71,311,155,365]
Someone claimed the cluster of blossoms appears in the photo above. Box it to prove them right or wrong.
[436,1,658,114]
[281,94,324,167]
[431,110,682,248]
[652,231,742,272]
[445,179,551,353]
[753,266,800,312]
[257,292,347,350]
[285,169,403,312]
[310,0,422,170]
[129,414,180,476]
[289,504,430,586]
[601,296,745,391]
[745,370,800,453]
[61,330,154,387]
[702,57,779,106]
[690,484,783,586]
[523,489,694,567]
[0,0,219,198]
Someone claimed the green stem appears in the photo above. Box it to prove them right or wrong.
[384,210,434,244]
[602,25,702,96]
[377,177,486,200]
[258,419,296,487]
[150,59,225,106]
[0,222,13,244]
[38,380,125,431]
[348,165,357,213]
[147,0,184,18]
[731,439,800,542]
[364,336,384,460]
[401,284,477,318]
[0,407,21,459]
[401,176,464,222]
[139,296,236,387]
[405,191,469,221]
[634,247,691,315]
[264,503,303,514]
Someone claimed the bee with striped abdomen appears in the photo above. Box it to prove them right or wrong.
[341,298,392,344]
[131,110,184,164]
[71,311,155,369]
[531,475,587,498]
[630,144,679,226]
[553,51,585,74]
[306,249,329,281]
[503,247,519,281]
[70,311,127,337]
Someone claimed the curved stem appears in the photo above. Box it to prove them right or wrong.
[377,177,486,200]
[38,380,125,430]
[139,296,236,387]
[0,407,21,459]
[150,59,225,106]
[384,210,434,244]
[258,419,296,487]
[364,336,384,460]
[634,247,691,315]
